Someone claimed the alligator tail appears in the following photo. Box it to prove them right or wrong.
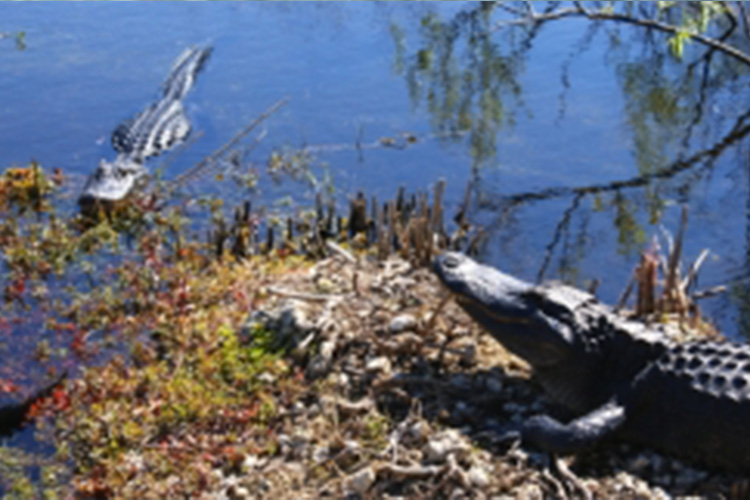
[162,46,213,101]
[110,46,212,160]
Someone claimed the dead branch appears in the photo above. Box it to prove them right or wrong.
[169,97,289,190]
[266,287,348,302]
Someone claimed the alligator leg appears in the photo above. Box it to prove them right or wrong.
[522,400,626,454]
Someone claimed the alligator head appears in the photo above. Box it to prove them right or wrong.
[434,252,670,412]
[435,253,588,368]
[434,252,581,369]
[78,158,148,207]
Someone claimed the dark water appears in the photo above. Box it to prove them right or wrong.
[1,1,750,341]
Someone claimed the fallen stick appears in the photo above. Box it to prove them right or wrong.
[169,97,289,190]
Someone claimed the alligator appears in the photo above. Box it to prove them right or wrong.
[78,46,212,206]
[0,373,66,438]
[434,251,750,473]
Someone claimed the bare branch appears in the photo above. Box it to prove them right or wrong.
[524,1,535,18]
[492,4,750,67]
[169,97,289,190]
[573,1,589,16]
[737,1,750,39]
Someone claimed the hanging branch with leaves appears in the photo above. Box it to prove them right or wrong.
[490,1,750,66]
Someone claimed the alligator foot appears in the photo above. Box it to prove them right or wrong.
[474,423,522,452]
[522,400,626,455]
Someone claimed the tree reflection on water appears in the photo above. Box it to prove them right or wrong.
[391,1,750,336]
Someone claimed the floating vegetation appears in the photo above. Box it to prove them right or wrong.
[0,162,57,212]
[0,31,26,51]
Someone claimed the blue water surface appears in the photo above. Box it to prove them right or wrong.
[1,1,749,339]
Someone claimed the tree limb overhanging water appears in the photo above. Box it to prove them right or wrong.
[389,1,750,318]
[491,1,750,66]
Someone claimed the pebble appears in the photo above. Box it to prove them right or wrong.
[468,464,490,488]
[449,488,467,500]
[424,429,471,461]
[514,484,544,500]
[393,332,423,350]
[406,421,427,443]
[316,277,335,293]
[344,466,376,494]
[366,356,392,374]
[389,314,417,334]
[242,455,261,472]
[458,341,477,364]
[227,485,250,500]
[312,445,330,464]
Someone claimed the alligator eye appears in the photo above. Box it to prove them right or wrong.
[442,254,462,269]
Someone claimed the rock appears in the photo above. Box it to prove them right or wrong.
[226,485,250,500]
[316,277,335,293]
[457,340,478,364]
[245,300,315,349]
[242,454,262,472]
[406,421,428,444]
[449,488,467,500]
[366,356,392,374]
[468,464,490,488]
[424,430,471,462]
[392,332,423,352]
[344,466,376,495]
[389,314,417,334]
[307,338,337,378]
[312,445,330,464]
[513,484,544,500]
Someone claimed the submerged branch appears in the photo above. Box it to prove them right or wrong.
[168,97,289,191]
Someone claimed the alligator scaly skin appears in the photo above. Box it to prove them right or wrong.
[434,252,750,473]
[79,47,212,204]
